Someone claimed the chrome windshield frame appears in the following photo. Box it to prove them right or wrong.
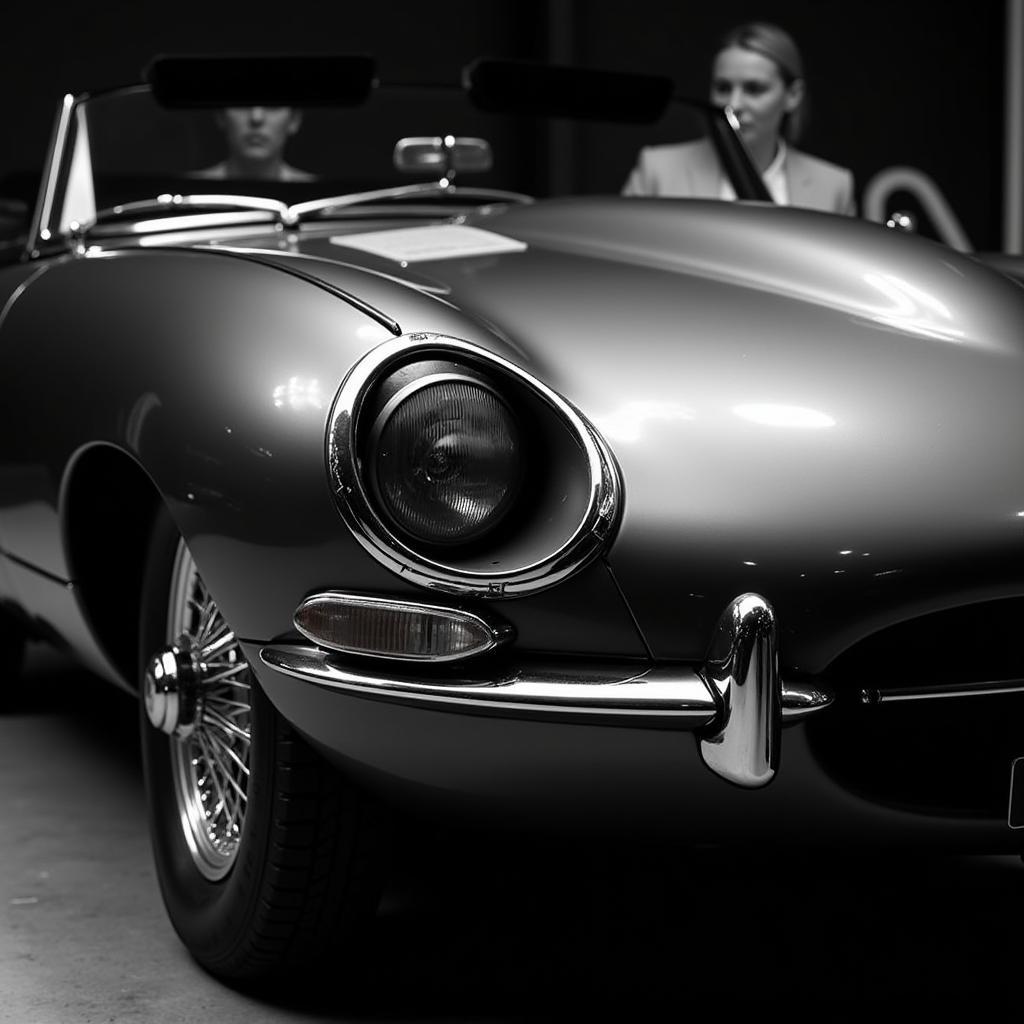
[27,92,77,258]
[27,83,154,259]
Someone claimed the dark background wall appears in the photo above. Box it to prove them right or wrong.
[571,1,1005,249]
[1,1,1006,248]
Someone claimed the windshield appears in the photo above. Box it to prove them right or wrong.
[35,76,727,246]
[43,84,542,232]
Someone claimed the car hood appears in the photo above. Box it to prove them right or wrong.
[254,198,1024,671]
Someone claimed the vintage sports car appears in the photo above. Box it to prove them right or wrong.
[1,55,1023,981]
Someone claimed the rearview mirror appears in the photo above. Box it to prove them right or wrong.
[393,136,492,183]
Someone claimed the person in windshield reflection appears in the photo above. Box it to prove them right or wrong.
[622,22,855,215]
[195,106,315,182]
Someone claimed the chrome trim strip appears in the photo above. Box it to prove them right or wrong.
[259,644,718,722]
[293,590,514,662]
[781,679,833,718]
[327,333,622,597]
[81,193,293,235]
[288,183,532,221]
[28,93,76,256]
[258,640,826,724]
[699,594,781,788]
[861,677,1024,705]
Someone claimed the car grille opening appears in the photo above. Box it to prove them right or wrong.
[806,597,1024,819]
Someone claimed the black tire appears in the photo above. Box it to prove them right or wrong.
[139,509,385,982]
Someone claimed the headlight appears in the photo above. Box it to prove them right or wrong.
[370,374,522,545]
[328,333,621,598]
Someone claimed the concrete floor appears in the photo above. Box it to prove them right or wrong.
[2,644,1024,1020]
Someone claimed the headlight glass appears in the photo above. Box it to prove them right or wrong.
[371,375,522,545]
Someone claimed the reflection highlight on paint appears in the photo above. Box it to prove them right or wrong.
[732,403,835,429]
[594,400,696,442]
[273,376,323,411]
[862,272,966,342]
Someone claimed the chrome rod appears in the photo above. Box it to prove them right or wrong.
[29,93,76,255]
[861,677,1024,705]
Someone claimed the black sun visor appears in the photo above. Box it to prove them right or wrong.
[144,54,377,109]
[463,58,674,124]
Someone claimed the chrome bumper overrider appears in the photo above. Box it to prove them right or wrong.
[260,593,832,790]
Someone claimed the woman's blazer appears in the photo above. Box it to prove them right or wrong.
[622,138,856,216]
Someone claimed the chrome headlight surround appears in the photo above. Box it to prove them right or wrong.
[327,332,621,598]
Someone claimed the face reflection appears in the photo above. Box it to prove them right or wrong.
[218,106,301,166]
[710,46,802,156]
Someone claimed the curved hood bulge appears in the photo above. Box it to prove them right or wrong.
[259,199,1024,671]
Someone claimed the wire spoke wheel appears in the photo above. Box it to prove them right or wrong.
[165,543,252,881]
[139,512,386,980]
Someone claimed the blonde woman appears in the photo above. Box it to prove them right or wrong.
[623,22,855,215]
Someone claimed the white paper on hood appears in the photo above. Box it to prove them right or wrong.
[330,224,527,263]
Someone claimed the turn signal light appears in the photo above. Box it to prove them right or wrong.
[293,592,512,662]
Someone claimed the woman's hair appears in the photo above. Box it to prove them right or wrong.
[718,21,808,143]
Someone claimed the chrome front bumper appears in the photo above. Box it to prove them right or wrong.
[260,593,832,790]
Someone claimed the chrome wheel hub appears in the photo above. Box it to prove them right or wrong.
[144,644,200,737]
[152,542,253,881]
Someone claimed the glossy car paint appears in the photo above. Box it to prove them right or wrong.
[0,241,648,684]
[2,191,1023,842]
[272,198,1024,671]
